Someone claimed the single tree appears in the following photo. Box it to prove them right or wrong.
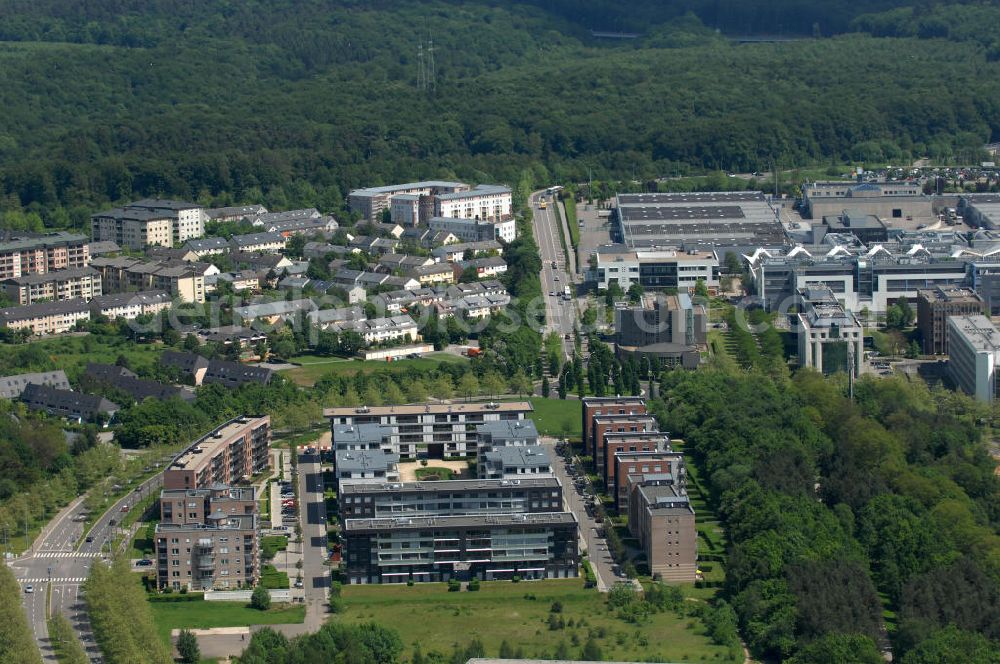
[251,585,271,611]
[177,629,200,664]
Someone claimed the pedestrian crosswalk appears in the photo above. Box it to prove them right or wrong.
[33,551,98,558]
[21,578,87,584]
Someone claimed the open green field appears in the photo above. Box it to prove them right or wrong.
[4,335,166,380]
[525,397,581,439]
[281,352,468,386]
[339,579,729,662]
[148,600,305,644]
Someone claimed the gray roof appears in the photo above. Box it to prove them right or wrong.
[161,350,210,373]
[203,205,267,220]
[484,445,551,469]
[332,423,393,447]
[21,383,119,419]
[185,237,231,252]
[336,449,399,473]
[203,358,274,386]
[89,290,171,311]
[0,371,70,399]
[476,419,539,444]
[234,298,316,320]
[349,181,467,197]
[435,184,511,201]
[2,266,99,286]
[0,299,90,324]
[251,208,320,224]
[231,232,285,247]
[0,232,87,253]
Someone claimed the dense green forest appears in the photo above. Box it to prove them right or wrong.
[0,0,999,231]
[653,362,1000,662]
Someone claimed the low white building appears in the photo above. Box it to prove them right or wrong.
[329,315,420,346]
[428,216,516,243]
[594,244,718,292]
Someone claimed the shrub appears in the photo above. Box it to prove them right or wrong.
[448,579,461,592]
[468,579,480,591]
[177,629,200,664]
[251,585,271,610]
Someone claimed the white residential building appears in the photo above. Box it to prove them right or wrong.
[948,314,1000,402]
[434,185,512,221]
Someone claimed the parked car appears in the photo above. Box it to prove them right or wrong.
[135,559,153,567]
[294,579,304,588]
[85,536,94,543]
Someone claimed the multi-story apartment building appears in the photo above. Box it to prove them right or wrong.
[480,446,553,480]
[349,181,469,224]
[155,485,259,591]
[613,451,686,512]
[3,266,102,305]
[325,315,421,346]
[428,216,516,244]
[204,205,268,223]
[947,314,1000,402]
[89,256,207,303]
[581,397,647,461]
[601,432,668,492]
[592,415,658,478]
[434,185,512,221]
[0,299,91,335]
[0,232,90,279]
[325,402,534,459]
[334,450,401,488]
[163,416,271,490]
[627,478,696,582]
[89,291,172,320]
[340,477,576,584]
[917,286,984,355]
[91,199,205,249]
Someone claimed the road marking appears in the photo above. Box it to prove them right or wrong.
[21,578,87,583]
[34,551,99,558]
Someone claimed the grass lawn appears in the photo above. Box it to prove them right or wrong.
[148,600,305,644]
[13,334,167,379]
[524,397,581,439]
[282,352,467,386]
[261,564,290,589]
[414,467,455,481]
[129,521,158,559]
[339,579,729,662]
[262,535,289,561]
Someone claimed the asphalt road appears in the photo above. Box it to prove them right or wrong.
[296,451,330,630]
[12,468,165,662]
[530,190,577,358]
[543,441,615,592]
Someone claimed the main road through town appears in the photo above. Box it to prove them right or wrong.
[530,189,578,359]
[11,469,165,662]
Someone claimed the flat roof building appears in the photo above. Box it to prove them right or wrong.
[480,445,552,480]
[594,244,719,292]
[591,414,657,478]
[627,480,696,582]
[335,449,401,487]
[613,191,784,251]
[917,287,984,355]
[796,286,863,376]
[614,293,706,369]
[581,397,647,461]
[343,511,578,584]
[155,484,260,591]
[325,402,533,460]
[613,451,685,513]
[3,266,102,305]
[947,314,1000,402]
[163,416,271,490]
[601,432,669,493]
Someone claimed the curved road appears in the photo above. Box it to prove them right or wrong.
[11,467,165,662]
